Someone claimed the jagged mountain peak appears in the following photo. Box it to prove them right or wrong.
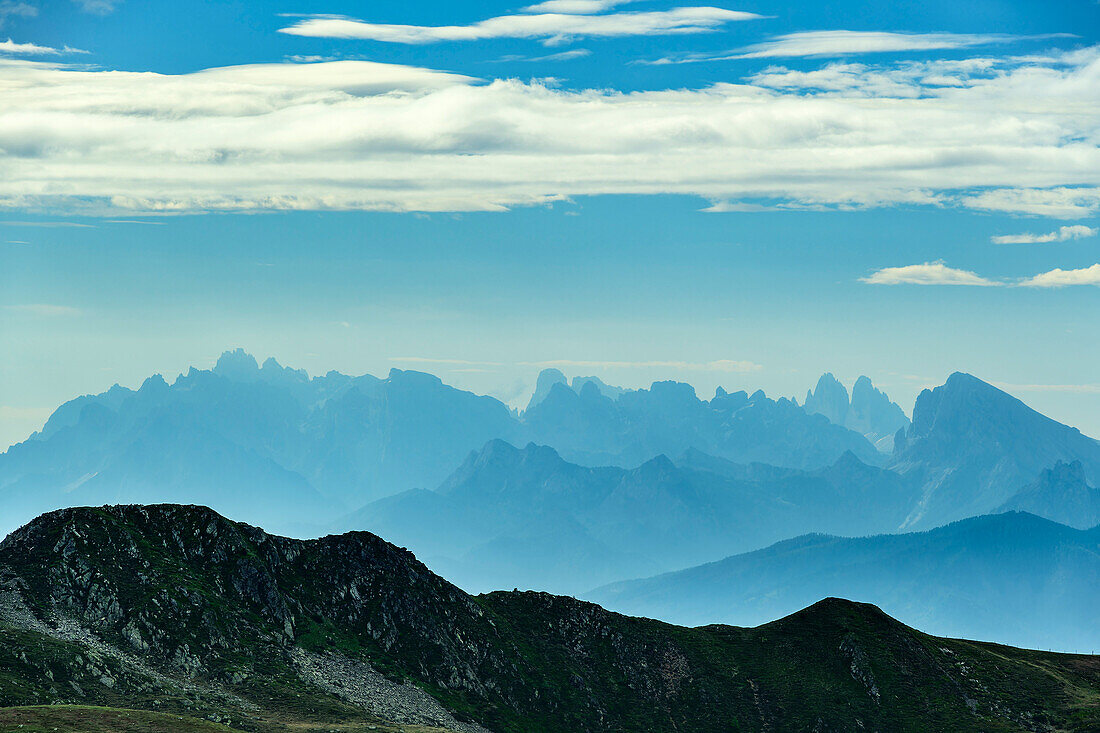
[213,347,260,380]
[892,374,1100,529]
[997,459,1100,530]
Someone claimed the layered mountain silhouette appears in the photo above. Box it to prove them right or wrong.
[998,460,1100,529]
[0,350,886,538]
[339,440,918,594]
[804,372,910,451]
[2,504,1097,732]
[525,377,883,469]
[590,511,1100,652]
[889,372,1100,528]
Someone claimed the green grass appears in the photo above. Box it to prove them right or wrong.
[0,705,235,733]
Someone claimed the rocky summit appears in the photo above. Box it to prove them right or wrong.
[1,504,1099,732]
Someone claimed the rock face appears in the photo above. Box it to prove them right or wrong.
[804,373,910,452]
[804,373,851,427]
[590,511,1100,652]
[338,440,916,594]
[998,460,1100,530]
[524,368,568,411]
[890,373,1100,529]
[2,504,1099,733]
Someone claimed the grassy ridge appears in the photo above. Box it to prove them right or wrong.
[2,505,1099,732]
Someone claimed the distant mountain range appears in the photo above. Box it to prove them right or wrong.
[338,439,917,594]
[589,511,1100,652]
[4,351,1100,649]
[2,504,1097,732]
[0,350,889,537]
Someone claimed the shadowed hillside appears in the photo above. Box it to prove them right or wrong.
[2,505,1099,732]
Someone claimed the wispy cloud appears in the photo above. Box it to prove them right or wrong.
[992,381,1100,395]
[965,188,1100,220]
[278,8,761,45]
[3,303,82,316]
[0,38,87,55]
[672,31,1038,63]
[71,0,120,15]
[521,359,762,372]
[0,1,36,28]
[496,48,592,62]
[391,356,506,366]
[0,48,1097,216]
[393,356,762,372]
[1018,263,1100,288]
[991,224,1097,244]
[861,261,1000,286]
[521,0,634,13]
[0,220,96,227]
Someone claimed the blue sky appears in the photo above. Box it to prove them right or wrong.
[1,0,1099,446]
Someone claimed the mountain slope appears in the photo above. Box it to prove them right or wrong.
[339,440,917,594]
[2,504,1099,732]
[589,512,1100,652]
[998,460,1100,530]
[890,372,1100,528]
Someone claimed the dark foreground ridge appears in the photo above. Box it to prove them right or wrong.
[1,505,1098,732]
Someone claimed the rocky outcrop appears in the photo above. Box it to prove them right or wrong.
[804,373,910,452]
[2,504,1099,732]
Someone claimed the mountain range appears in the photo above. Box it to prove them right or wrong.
[0,350,891,538]
[4,352,1100,653]
[2,504,1098,732]
[589,511,1100,652]
[340,440,917,594]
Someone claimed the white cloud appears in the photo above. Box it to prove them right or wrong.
[719,31,1028,60]
[1018,263,1100,287]
[3,303,82,315]
[521,0,633,13]
[277,8,761,45]
[992,224,1097,244]
[964,188,1100,219]
[0,38,87,55]
[860,261,1000,286]
[0,47,1097,215]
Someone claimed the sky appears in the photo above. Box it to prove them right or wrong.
[1,0,1099,447]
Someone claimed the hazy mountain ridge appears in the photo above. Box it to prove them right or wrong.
[589,511,1100,652]
[2,504,1097,732]
[340,439,919,594]
[890,372,1100,529]
[0,350,886,538]
[998,460,1100,530]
